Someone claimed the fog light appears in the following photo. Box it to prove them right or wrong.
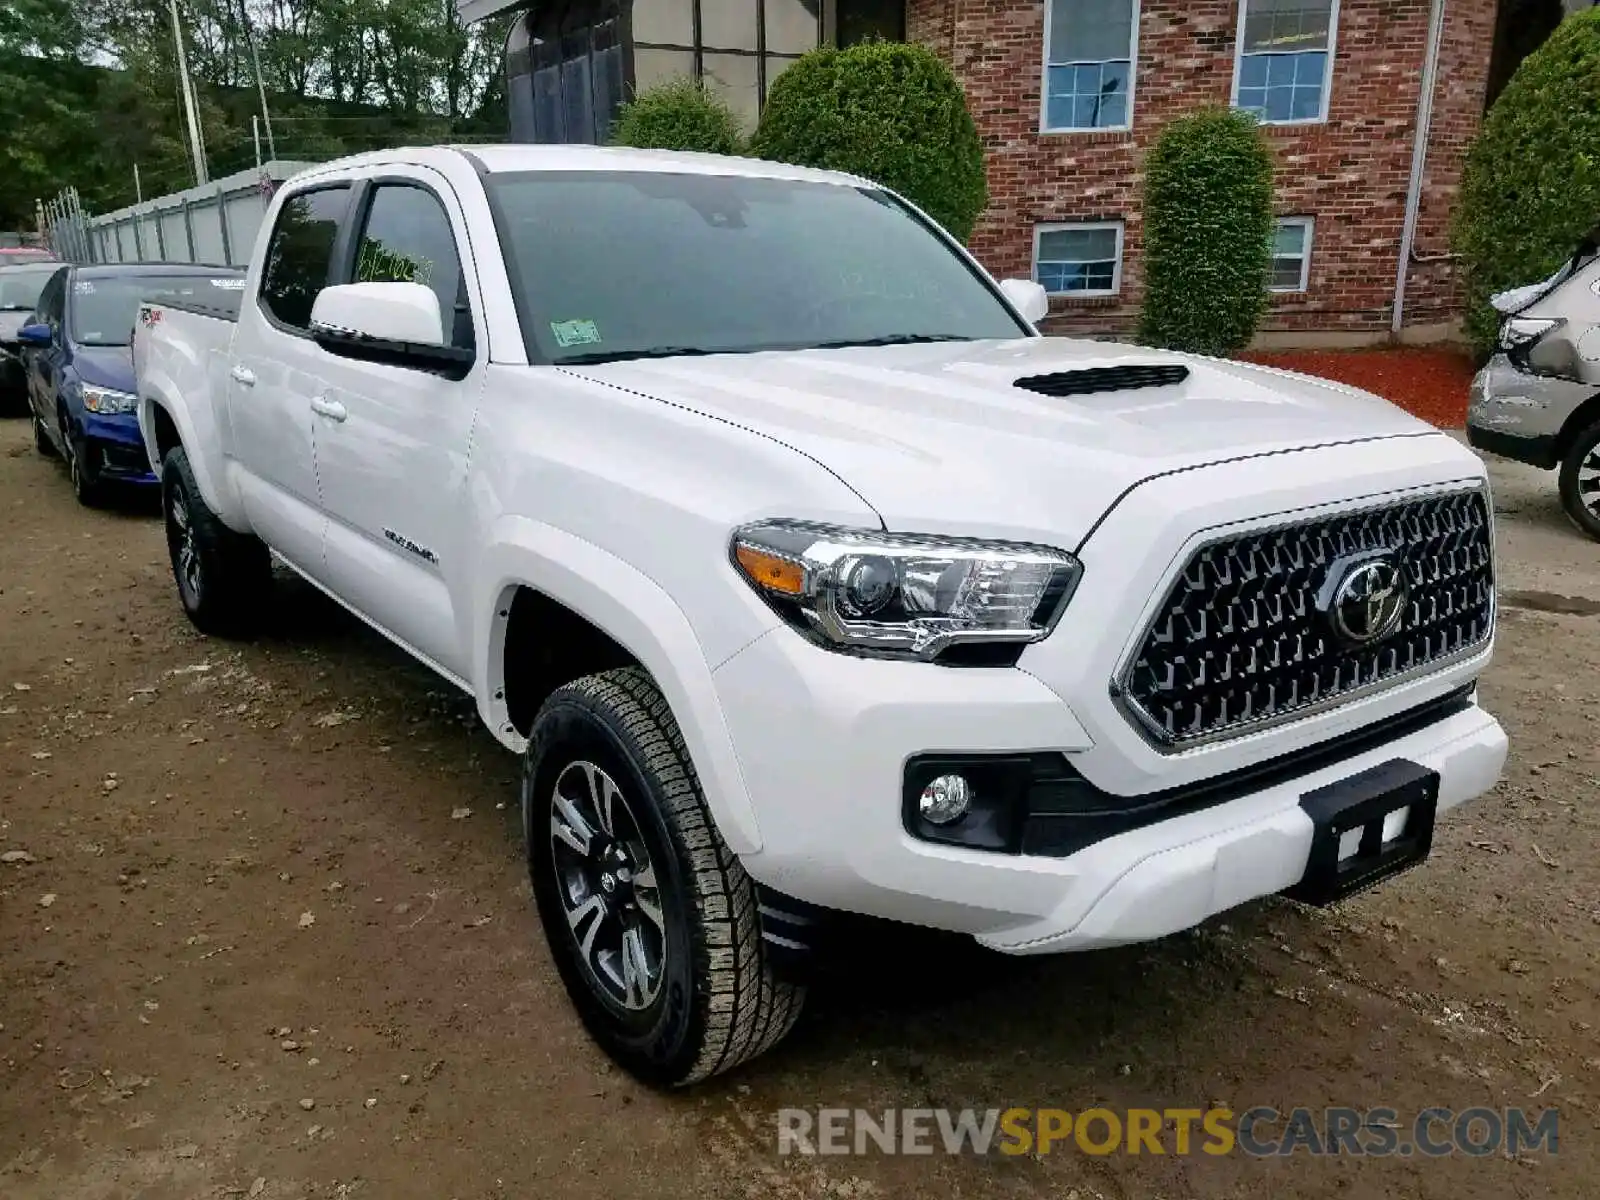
[918,774,972,825]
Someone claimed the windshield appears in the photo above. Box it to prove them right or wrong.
[485,171,1029,363]
[70,272,244,346]
[0,266,59,312]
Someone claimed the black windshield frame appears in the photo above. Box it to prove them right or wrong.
[479,169,1035,366]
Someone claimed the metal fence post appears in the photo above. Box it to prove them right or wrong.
[182,198,196,262]
[154,208,167,261]
[217,186,233,265]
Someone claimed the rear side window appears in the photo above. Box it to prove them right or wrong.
[259,185,351,331]
[355,184,474,350]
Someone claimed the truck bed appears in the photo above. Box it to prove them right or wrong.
[151,292,242,324]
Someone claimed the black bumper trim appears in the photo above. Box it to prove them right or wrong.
[1466,425,1559,470]
[1020,685,1476,857]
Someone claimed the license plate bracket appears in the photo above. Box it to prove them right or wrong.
[1283,758,1440,906]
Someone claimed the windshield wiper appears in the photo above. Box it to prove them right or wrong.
[559,345,724,365]
[808,333,973,350]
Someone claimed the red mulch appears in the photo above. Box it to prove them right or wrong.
[1238,347,1475,429]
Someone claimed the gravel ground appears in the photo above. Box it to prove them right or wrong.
[2,415,1598,1200]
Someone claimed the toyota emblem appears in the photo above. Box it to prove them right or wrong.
[1330,558,1409,645]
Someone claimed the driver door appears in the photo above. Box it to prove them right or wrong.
[310,170,484,680]
[26,269,68,433]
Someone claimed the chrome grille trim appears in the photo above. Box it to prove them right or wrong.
[1112,485,1496,752]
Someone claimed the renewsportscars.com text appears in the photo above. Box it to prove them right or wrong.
[776,1106,1559,1158]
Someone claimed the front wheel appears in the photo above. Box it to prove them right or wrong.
[525,667,804,1087]
[33,412,54,457]
[161,445,272,636]
[61,419,108,508]
[1558,419,1600,542]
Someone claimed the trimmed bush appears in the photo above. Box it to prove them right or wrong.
[1137,107,1276,357]
[610,77,745,156]
[1454,8,1600,354]
[749,41,987,243]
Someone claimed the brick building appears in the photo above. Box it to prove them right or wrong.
[468,0,1595,343]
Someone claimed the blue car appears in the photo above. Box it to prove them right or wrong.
[19,263,245,505]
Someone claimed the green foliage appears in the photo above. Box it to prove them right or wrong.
[749,40,987,244]
[0,0,509,229]
[1454,8,1600,354]
[610,77,745,155]
[1137,107,1276,357]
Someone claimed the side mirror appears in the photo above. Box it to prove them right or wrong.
[16,322,52,347]
[311,282,445,346]
[309,282,471,379]
[998,278,1051,326]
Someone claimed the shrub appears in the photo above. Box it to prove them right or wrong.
[1454,8,1600,354]
[1137,107,1276,357]
[749,41,988,243]
[610,77,745,156]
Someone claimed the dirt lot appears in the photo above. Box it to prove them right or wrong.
[3,412,1599,1200]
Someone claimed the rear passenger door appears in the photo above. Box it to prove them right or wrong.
[310,170,484,681]
[229,182,355,575]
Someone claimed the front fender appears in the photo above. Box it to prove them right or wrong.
[475,516,763,855]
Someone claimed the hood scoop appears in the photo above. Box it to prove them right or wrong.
[1014,362,1189,398]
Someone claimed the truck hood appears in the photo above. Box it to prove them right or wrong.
[562,337,1437,546]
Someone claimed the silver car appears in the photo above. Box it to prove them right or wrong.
[1467,233,1600,540]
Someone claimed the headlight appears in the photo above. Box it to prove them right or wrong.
[730,520,1082,661]
[1498,317,1562,353]
[82,384,138,414]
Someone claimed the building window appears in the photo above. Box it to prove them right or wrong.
[1233,0,1338,124]
[1271,217,1314,292]
[1034,222,1124,296]
[1043,0,1138,132]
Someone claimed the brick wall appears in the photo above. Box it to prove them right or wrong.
[907,0,1497,338]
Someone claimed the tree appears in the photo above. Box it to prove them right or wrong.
[749,41,988,244]
[0,0,511,228]
[1138,107,1276,357]
[611,77,744,155]
[1454,8,1600,354]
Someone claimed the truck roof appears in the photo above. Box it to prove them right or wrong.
[291,143,876,192]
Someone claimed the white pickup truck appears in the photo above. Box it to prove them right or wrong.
[133,145,1507,1086]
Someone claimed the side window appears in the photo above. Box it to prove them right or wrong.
[354,184,474,351]
[36,270,66,328]
[259,185,351,331]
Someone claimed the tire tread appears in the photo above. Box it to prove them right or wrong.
[547,667,804,1085]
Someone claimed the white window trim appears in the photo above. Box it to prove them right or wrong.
[1033,221,1125,298]
[1039,0,1141,135]
[1230,0,1341,127]
[1271,216,1315,293]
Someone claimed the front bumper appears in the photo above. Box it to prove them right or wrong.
[80,410,158,485]
[1466,353,1592,469]
[715,627,1505,954]
[0,346,22,394]
[713,437,1507,954]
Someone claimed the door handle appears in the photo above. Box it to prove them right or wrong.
[230,364,256,387]
[310,394,348,422]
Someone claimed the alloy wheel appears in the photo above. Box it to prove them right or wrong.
[167,487,203,607]
[1578,443,1600,519]
[547,760,667,1013]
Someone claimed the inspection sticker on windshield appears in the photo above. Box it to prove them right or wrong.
[73,281,95,294]
[550,319,602,348]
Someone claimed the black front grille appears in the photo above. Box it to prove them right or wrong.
[1014,363,1189,398]
[1119,490,1495,747]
